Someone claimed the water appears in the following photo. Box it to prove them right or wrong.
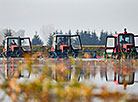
[0,58,138,101]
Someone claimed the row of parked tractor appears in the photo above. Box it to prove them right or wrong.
[0,33,96,58]
[1,28,138,59]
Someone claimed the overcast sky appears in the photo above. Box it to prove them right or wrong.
[0,0,138,41]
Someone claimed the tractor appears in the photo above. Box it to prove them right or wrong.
[49,34,82,58]
[105,28,138,59]
[2,36,32,57]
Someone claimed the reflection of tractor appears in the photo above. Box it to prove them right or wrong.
[2,36,32,57]
[4,60,31,79]
[106,67,136,90]
[105,28,138,59]
[49,34,82,58]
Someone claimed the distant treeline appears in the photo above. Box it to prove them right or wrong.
[1,28,116,46]
[2,29,44,46]
[47,30,116,46]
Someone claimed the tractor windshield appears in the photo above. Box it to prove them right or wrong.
[5,38,19,52]
[56,35,82,50]
[119,34,134,45]
[119,34,134,50]
[71,36,81,50]
[21,38,31,51]
[57,37,69,45]
[57,36,69,49]
[8,39,18,46]
[7,38,19,51]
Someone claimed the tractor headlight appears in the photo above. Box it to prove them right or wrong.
[136,48,138,52]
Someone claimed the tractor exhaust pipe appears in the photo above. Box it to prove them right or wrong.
[124,28,127,34]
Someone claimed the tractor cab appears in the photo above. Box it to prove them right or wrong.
[3,36,32,57]
[49,34,82,58]
[105,29,138,58]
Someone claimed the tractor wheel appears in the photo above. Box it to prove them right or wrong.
[16,49,22,57]
[117,55,121,59]
[50,52,57,58]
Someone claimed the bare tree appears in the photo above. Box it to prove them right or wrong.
[14,30,25,37]
[40,24,55,45]
[0,28,25,45]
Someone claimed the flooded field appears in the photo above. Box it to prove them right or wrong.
[0,57,138,102]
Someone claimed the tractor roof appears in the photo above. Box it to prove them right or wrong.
[53,34,79,37]
[114,28,135,37]
[6,36,30,39]
[114,33,134,37]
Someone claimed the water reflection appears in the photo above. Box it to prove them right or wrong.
[106,64,138,90]
[1,58,138,102]
[2,58,138,91]
[49,59,138,90]
[3,58,31,80]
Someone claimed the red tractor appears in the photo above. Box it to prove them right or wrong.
[49,34,83,58]
[105,28,138,59]
[2,36,32,57]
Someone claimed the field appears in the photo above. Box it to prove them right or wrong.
[0,55,138,102]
